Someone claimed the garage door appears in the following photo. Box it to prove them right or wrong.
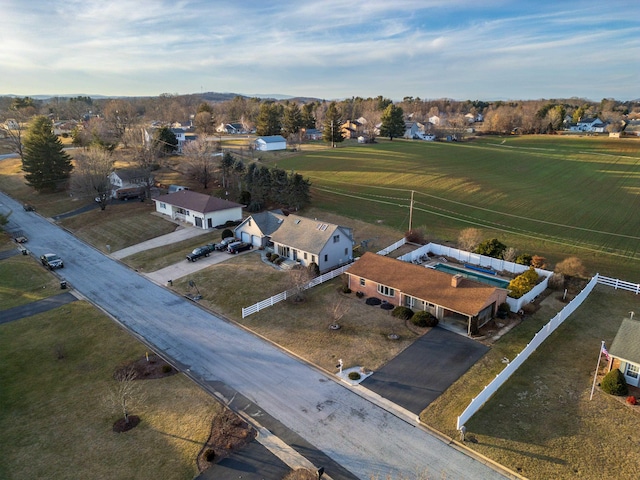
[241,232,251,243]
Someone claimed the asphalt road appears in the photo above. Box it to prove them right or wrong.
[0,191,508,480]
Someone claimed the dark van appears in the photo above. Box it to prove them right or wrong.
[227,241,252,254]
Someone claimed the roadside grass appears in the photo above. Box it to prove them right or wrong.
[0,300,220,480]
[58,204,178,253]
[0,157,94,217]
[173,253,427,372]
[422,286,640,480]
[271,136,640,279]
[0,248,62,308]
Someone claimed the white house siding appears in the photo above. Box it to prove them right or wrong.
[620,360,640,387]
[317,235,353,272]
[235,220,267,247]
[154,203,241,230]
[255,138,287,151]
[202,207,243,230]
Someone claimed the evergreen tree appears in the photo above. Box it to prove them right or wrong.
[153,126,178,155]
[282,102,303,138]
[322,102,344,147]
[256,102,283,136]
[379,104,405,140]
[301,103,317,129]
[22,116,73,192]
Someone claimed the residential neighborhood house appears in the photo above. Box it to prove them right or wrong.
[346,252,508,335]
[238,213,354,272]
[216,122,247,134]
[170,127,197,153]
[607,318,640,387]
[254,135,287,151]
[153,190,243,229]
[109,168,154,198]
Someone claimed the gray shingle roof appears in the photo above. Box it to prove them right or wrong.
[249,210,286,236]
[610,318,640,364]
[269,214,352,254]
[153,190,243,214]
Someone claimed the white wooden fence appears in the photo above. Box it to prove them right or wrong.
[241,263,353,318]
[377,238,406,255]
[597,275,640,294]
[456,274,599,430]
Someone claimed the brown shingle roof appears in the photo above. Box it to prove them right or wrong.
[154,190,243,214]
[347,252,502,316]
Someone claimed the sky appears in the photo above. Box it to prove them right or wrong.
[1,0,639,101]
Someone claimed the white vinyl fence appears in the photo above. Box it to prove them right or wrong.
[597,275,640,294]
[242,263,352,318]
[456,274,599,430]
[377,237,406,255]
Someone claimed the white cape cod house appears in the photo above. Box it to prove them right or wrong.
[608,318,640,387]
[153,190,243,229]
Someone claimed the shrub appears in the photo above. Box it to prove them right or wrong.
[274,257,285,265]
[508,266,539,299]
[365,297,382,306]
[555,256,588,278]
[307,262,320,277]
[405,228,426,244]
[355,291,364,298]
[221,228,234,240]
[531,255,547,269]
[626,396,637,405]
[392,306,414,320]
[515,253,533,266]
[601,368,628,396]
[475,238,507,259]
[412,311,438,328]
[341,285,352,294]
[547,272,565,290]
[380,302,394,310]
[162,364,172,373]
[270,255,279,263]
[348,371,361,380]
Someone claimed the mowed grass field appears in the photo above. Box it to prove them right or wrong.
[271,135,640,279]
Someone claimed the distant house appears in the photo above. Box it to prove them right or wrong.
[254,135,287,151]
[345,252,508,335]
[267,214,354,272]
[607,318,640,387]
[109,168,154,198]
[304,128,323,140]
[623,119,640,137]
[341,120,362,139]
[429,115,441,126]
[153,190,243,229]
[234,210,286,247]
[171,127,197,153]
[216,122,246,134]
[575,117,605,132]
[403,122,422,139]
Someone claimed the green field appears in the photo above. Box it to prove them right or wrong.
[272,136,640,279]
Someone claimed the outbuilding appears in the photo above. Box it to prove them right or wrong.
[254,135,287,151]
[153,190,243,229]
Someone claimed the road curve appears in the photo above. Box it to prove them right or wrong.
[0,191,508,480]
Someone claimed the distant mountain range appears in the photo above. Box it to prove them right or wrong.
[1,92,322,103]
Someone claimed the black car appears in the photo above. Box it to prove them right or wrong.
[214,237,238,251]
[227,241,252,254]
[40,253,64,269]
[186,244,215,262]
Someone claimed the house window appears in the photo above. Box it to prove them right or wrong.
[304,252,308,260]
[333,235,340,243]
[359,278,365,287]
[324,254,328,262]
[312,255,316,263]
[345,247,348,256]
[626,363,639,379]
[377,285,395,297]
[160,203,166,209]
[248,220,251,226]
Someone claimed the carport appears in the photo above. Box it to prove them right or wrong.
[360,328,488,415]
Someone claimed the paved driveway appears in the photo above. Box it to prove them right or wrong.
[361,327,489,415]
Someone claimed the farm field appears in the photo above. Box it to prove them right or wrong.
[272,135,640,280]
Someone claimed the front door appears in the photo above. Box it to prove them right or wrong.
[195,217,203,228]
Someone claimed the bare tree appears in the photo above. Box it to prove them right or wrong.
[288,267,314,302]
[70,147,115,209]
[327,296,351,328]
[0,112,29,160]
[503,247,517,263]
[183,137,217,189]
[107,367,146,425]
[103,99,137,147]
[458,228,483,252]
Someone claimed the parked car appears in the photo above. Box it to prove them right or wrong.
[227,241,252,254]
[40,253,64,269]
[186,244,215,262]
[214,237,237,251]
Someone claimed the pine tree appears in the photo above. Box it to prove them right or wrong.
[153,126,178,155]
[282,102,303,138]
[379,104,405,140]
[22,116,73,192]
[256,103,283,136]
[322,102,344,147]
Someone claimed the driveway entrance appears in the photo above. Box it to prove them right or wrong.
[361,327,488,414]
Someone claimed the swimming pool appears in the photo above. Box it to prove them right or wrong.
[433,263,510,288]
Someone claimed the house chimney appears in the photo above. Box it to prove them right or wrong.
[451,274,463,288]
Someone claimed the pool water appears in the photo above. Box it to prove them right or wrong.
[433,263,510,288]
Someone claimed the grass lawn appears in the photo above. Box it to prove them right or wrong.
[422,286,640,480]
[271,135,640,280]
[59,203,178,254]
[0,246,62,309]
[0,300,221,480]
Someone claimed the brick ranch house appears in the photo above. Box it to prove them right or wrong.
[346,252,509,335]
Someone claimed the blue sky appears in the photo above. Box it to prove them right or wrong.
[1,0,638,101]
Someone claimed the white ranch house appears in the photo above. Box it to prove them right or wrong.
[153,190,243,229]
[254,135,287,151]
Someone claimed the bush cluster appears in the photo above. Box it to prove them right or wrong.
[412,311,438,328]
[355,291,364,298]
[601,368,628,396]
[341,285,352,294]
[348,371,361,380]
[627,396,637,405]
[392,306,414,320]
[508,266,539,298]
